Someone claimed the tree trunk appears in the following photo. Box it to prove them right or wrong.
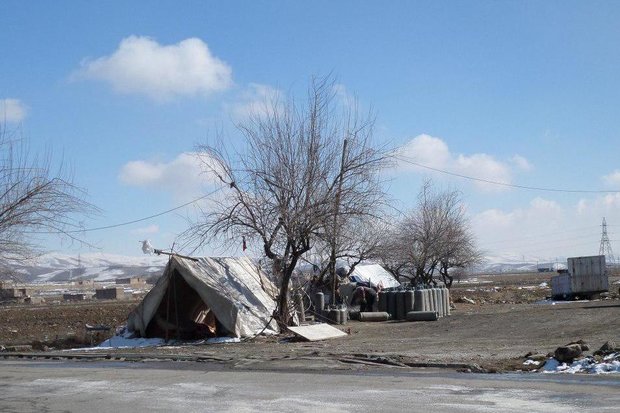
[440,265,454,288]
[276,254,300,326]
[277,270,292,326]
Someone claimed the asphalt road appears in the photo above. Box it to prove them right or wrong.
[0,360,619,412]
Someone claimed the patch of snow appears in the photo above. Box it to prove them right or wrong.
[535,299,591,305]
[206,337,240,344]
[97,335,166,349]
[542,357,620,374]
[523,359,540,366]
[36,269,67,282]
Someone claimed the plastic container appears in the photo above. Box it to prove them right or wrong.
[414,289,424,312]
[395,290,406,320]
[405,290,415,314]
[315,292,325,312]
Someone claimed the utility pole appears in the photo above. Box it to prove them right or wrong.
[331,139,348,305]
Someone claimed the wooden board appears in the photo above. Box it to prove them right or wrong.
[287,323,347,341]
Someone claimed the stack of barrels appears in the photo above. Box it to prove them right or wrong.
[314,291,348,324]
[378,287,450,321]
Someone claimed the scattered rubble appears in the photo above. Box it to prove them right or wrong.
[455,296,476,304]
[521,340,620,374]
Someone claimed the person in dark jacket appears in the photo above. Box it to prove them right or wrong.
[351,286,377,312]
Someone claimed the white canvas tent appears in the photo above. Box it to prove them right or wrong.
[127,256,279,339]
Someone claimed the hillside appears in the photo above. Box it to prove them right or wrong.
[0,252,571,284]
[0,253,168,283]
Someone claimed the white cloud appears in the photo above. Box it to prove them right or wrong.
[227,82,359,123]
[471,194,620,261]
[511,154,533,171]
[228,83,281,120]
[119,152,219,200]
[74,36,232,101]
[602,193,620,208]
[602,170,620,187]
[130,224,160,235]
[397,134,521,191]
[576,198,589,215]
[474,197,562,230]
[0,98,27,123]
[332,83,356,109]
[398,134,451,168]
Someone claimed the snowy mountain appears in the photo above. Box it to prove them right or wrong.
[473,255,567,274]
[0,252,570,284]
[1,253,168,283]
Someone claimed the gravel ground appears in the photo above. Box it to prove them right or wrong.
[2,272,619,372]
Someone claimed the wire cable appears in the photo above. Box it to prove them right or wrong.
[395,154,620,193]
[31,186,225,234]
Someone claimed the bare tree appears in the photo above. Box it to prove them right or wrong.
[308,216,388,286]
[436,205,482,288]
[0,124,96,267]
[378,181,479,288]
[184,76,388,325]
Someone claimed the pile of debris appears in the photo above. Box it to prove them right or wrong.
[522,340,620,374]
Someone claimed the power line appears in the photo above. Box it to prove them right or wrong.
[476,225,599,247]
[478,232,601,250]
[508,239,604,257]
[31,186,225,235]
[395,154,620,193]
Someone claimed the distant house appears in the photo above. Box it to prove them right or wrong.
[63,293,87,301]
[115,277,146,285]
[95,287,125,300]
[0,287,31,299]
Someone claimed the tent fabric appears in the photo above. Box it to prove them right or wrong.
[349,264,401,289]
[127,256,279,338]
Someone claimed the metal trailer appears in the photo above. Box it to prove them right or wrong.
[551,255,609,300]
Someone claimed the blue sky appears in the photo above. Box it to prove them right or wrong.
[1,1,620,262]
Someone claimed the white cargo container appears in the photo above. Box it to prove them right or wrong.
[551,255,608,299]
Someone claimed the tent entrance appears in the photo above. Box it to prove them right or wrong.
[144,269,229,340]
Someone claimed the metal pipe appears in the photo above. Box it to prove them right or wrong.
[406,311,439,322]
[359,311,390,322]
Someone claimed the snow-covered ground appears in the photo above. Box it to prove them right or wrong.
[97,336,167,349]
[95,333,240,349]
[541,354,620,374]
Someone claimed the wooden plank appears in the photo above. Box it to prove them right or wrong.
[287,323,347,341]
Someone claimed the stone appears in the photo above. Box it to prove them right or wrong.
[567,339,589,352]
[594,341,618,356]
[554,344,583,363]
[527,353,547,361]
